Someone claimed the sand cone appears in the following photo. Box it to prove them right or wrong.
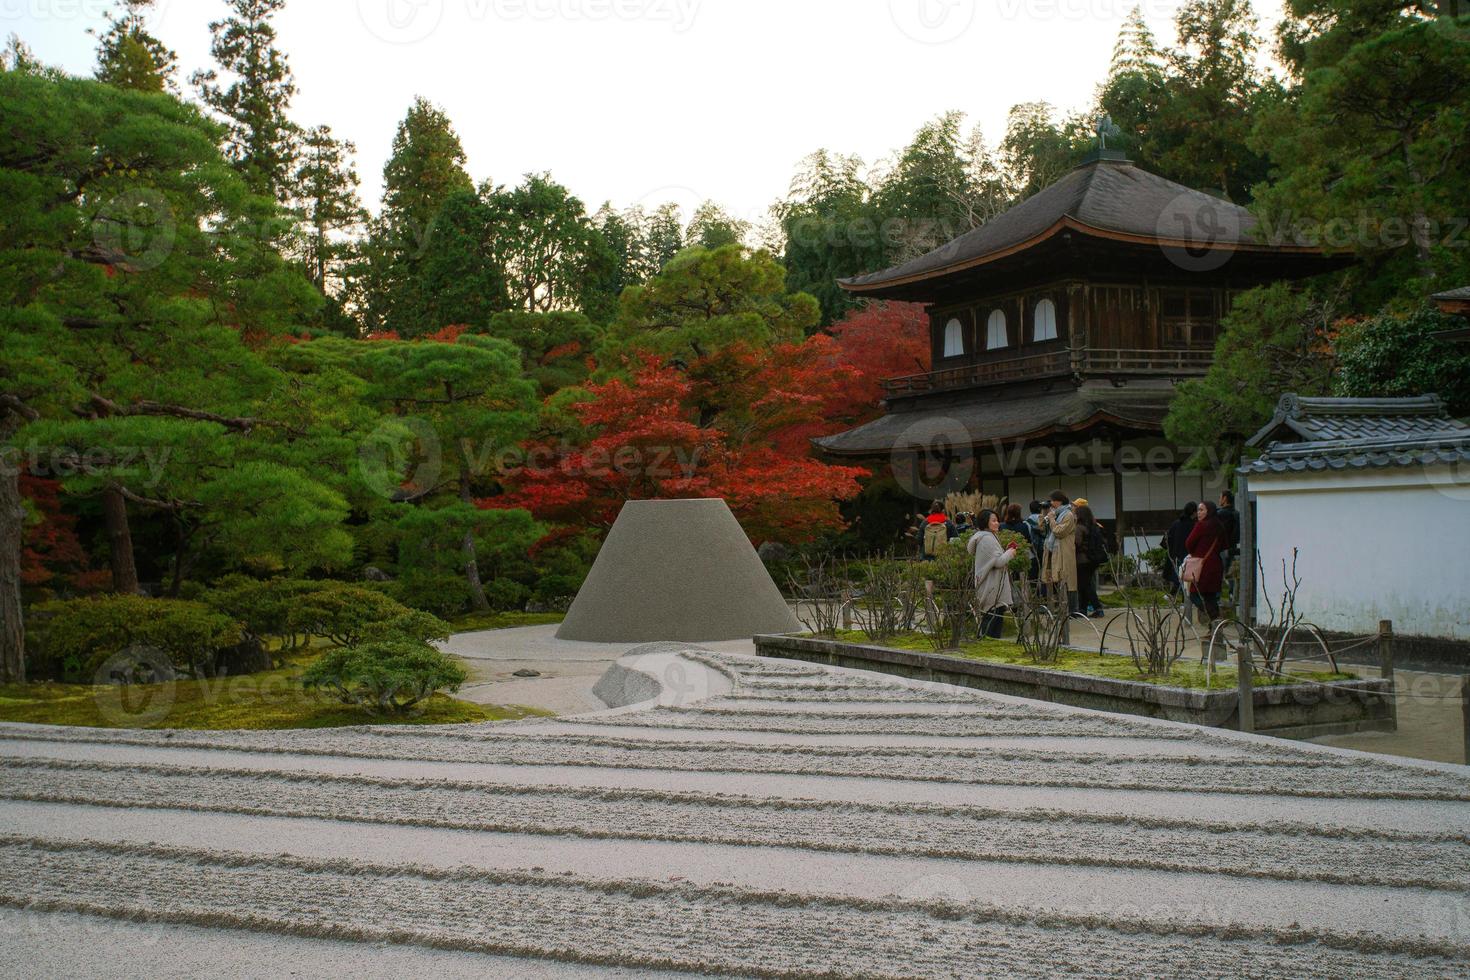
[556,498,802,642]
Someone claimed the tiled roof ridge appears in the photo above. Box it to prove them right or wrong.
[1289,394,1447,418]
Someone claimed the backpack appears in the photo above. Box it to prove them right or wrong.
[923,521,948,557]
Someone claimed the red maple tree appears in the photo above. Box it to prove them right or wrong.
[489,349,867,542]
[824,301,930,421]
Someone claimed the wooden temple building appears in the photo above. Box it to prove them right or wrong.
[816,149,1348,547]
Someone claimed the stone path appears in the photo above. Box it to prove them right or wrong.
[2,643,1469,977]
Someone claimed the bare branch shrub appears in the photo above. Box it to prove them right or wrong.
[787,552,848,637]
[852,555,925,643]
[918,539,976,651]
[1011,575,1067,664]
[1099,531,1193,676]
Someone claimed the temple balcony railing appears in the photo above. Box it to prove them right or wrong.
[881,347,1214,397]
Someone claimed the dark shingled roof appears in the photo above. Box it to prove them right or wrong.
[814,385,1173,457]
[1240,394,1470,475]
[840,159,1313,293]
[1431,285,1470,302]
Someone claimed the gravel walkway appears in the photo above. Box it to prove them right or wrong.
[2,643,1469,977]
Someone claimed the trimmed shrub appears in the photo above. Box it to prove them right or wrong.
[483,578,529,612]
[531,573,581,605]
[390,571,474,618]
[301,640,468,714]
[30,595,242,680]
[285,583,418,646]
[202,577,322,651]
[357,608,453,645]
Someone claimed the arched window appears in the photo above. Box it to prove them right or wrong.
[942,317,964,357]
[985,309,1007,350]
[1033,298,1058,342]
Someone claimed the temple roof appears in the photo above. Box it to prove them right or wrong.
[814,384,1174,457]
[1241,394,1470,474]
[839,158,1325,297]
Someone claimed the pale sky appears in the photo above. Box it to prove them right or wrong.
[6,0,1285,227]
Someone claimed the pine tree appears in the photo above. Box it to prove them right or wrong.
[1254,4,1470,295]
[92,0,177,92]
[292,125,364,297]
[192,0,298,199]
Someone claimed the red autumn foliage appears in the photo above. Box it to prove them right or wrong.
[423,323,470,343]
[367,324,468,344]
[488,350,867,542]
[749,301,930,460]
[824,300,929,421]
[20,474,103,594]
[541,340,583,364]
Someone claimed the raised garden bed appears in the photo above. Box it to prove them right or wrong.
[753,633,1396,739]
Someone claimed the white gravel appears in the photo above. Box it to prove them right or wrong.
[2,638,1469,977]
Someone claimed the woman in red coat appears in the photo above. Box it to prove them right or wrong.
[1184,500,1228,623]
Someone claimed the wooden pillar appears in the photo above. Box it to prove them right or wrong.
[1379,619,1398,731]
[1236,471,1253,625]
[1111,436,1126,550]
[1378,620,1395,682]
[1236,651,1254,733]
[1461,676,1470,766]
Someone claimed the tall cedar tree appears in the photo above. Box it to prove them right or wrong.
[380,96,474,245]
[193,0,299,200]
[359,97,476,334]
[1098,0,1269,200]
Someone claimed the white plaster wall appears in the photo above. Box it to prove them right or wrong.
[1251,465,1470,640]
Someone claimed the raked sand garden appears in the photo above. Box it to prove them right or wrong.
[2,630,1469,977]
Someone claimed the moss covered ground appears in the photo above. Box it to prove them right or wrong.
[0,614,565,730]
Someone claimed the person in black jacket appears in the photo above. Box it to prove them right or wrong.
[1162,502,1196,597]
[1073,504,1107,617]
[1216,490,1241,581]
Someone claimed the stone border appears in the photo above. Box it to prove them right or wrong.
[753,633,1395,738]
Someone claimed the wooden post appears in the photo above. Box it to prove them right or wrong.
[1111,436,1126,555]
[840,590,853,631]
[1378,620,1395,682]
[1236,650,1254,733]
[1235,473,1252,624]
[1461,676,1470,767]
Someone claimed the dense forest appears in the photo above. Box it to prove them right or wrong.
[2,0,1468,684]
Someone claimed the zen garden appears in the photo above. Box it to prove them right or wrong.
[1,0,1469,977]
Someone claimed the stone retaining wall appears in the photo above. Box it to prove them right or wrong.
[753,634,1396,738]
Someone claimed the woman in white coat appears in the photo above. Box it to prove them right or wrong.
[966,508,1017,639]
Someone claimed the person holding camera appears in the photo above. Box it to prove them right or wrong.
[1039,490,1078,614]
